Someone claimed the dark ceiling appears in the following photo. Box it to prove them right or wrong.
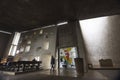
[0,0,120,32]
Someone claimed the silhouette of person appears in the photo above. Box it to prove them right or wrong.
[50,56,55,71]
[32,58,37,61]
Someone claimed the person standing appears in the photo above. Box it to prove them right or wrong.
[50,56,55,71]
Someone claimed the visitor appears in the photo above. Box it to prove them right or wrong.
[32,58,37,61]
[50,56,55,71]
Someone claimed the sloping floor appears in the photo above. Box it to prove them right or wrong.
[0,69,120,80]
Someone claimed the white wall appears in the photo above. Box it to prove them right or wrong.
[80,15,120,67]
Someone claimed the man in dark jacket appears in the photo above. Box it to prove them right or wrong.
[51,56,55,71]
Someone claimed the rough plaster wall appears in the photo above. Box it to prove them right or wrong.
[58,22,87,72]
[0,33,11,58]
[74,21,88,72]
[29,27,57,58]
[17,27,57,69]
[58,24,77,48]
[80,15,120,67]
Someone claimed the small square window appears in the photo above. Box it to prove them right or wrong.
[25,46,31,52]
[43,41,49,50]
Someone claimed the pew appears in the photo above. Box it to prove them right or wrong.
[0,61,42,72]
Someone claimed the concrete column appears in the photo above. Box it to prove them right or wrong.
[4,32,15,58]
[68,20,88,72]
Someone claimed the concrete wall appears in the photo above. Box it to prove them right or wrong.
[73,21,88,72]
[0,32,11,58]
[80,15,120,68]
[58,21,87,72]
[16,26,57,69]
[58,24,77,48]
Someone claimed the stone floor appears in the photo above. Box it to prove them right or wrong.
[0,69,120,80]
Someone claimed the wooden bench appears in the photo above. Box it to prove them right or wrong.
[0,61,42,72]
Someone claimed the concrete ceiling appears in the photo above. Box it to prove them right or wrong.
[0,0,120,32]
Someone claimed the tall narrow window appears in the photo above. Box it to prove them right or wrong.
[8,32,21,56]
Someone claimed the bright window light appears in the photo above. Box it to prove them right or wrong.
[79,16,109,42]
[39,29,43,34]
[20,47,24,52]
[8,45,17,56]
[43,41,49,50]
[8,32,21,56]
[25,46,31,52]
[16,50,20,54]
[12,32,21,45]
[57,22,68,26]
[35,56,40,61]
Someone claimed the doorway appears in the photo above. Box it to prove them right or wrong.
[59,47,78,69]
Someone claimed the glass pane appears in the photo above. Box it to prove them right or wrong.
[25,45,31,52]
[8,45,17,56]
[12,32,21,45]
[43,41,49,50]
[59,47,78,68]
[20,47,24,52]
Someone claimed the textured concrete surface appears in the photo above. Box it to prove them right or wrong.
[80,15,120,68]
[14,27,57,69]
